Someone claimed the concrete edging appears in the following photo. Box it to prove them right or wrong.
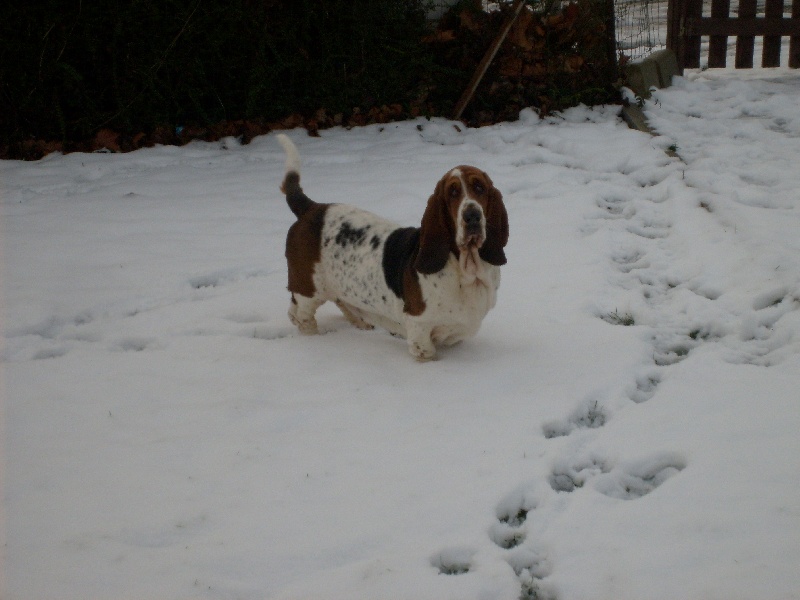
[620,49,680,134]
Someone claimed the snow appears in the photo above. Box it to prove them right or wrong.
[2,68,799,600]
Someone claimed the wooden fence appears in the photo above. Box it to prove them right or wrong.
[667,0,800,70]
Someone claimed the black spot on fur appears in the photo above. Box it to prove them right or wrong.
[336,222,369,247]
[371,235,381,250]
[383,227,420,299]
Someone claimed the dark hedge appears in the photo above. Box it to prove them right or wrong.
[1,1,620,159]
[0,0,431,147]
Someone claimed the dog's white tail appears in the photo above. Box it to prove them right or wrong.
[276,133,301,175]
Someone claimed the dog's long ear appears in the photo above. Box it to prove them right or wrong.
[415,178,453,274]
[478,179,508,266]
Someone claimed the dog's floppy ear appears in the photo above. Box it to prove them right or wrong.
[415,178,454,274]
[478,178,508,266]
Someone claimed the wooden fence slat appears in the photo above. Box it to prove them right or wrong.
[763,0,784,66]
[684,0,704,68]
[791,0,800,67]
[736,0,758,68]
[689,17,800,35]
[709,0,732,67]
[666,0,685,71]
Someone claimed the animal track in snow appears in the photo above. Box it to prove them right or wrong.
[31,346,70,360]
[492,487,535,541]
[542,397,606,439]
[593,453,686,500]
[627,370,662,403]
[549,455,611,493]
[431,547,473,575]
[652,341,694,366]
[595,196,636,220]
[490,489,557,599]
[490,521,527,549]
[113,337,158,353]
[4,314,98,362]
[626,220,671,239]
[490,499,530,550]
[507,548,555,600]
[547,451,685,500]
[9,315,80,340]
[611,248,650,273]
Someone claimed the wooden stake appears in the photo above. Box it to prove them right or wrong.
[452,0,527,120]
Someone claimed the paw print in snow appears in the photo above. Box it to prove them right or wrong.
[593,452,686,500]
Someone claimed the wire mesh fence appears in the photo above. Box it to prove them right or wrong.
[425,0,670,63]
[614,0,668,61]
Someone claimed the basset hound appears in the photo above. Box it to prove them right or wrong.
[277,134,508,361]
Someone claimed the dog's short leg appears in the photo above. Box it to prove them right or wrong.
[289,293,324,334]
[406,320,436,362]
[335,300,375,331]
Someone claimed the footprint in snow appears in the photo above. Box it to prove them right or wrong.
[542,396,607,439]
[5,312,100,361]
[549,454,611,493]
[593,453,687,500]
[113,337,158,353]
[490,507,529,550]
[507,548,555,600]
[489,488,556,599]
[32,346,70,360]
[548,451,685,500]
[627,370,662,403]
[431,546,473,575]
[595,195,636,220]
[490,487,535,549]
[626,220,671,240]
[610,247,649,273]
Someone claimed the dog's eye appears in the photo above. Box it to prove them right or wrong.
[449,185,460,198]
[473,182,485,194]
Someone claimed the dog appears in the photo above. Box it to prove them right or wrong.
[277,133,508,361]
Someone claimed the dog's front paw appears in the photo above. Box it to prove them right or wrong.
[409,341,437,362]
[289,311,319,335]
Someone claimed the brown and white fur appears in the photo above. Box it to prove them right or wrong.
[277,134,508,361]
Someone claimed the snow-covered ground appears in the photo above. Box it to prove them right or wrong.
[2,68,799,600]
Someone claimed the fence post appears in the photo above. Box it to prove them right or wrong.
[683,0,702,68]
[600,0,620,85]
[763,0,784,66]
[792,0,800,68]
[736,0,757,67]
[667,0,685,72]
[708,0,731,67]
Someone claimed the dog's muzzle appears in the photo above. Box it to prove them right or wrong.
[461,204,485,248]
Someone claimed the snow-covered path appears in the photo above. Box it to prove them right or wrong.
[2,69,799,600]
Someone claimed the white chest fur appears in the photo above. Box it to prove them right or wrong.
[417,254,500,346]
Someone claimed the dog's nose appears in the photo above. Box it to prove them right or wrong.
[463,205,482,228]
